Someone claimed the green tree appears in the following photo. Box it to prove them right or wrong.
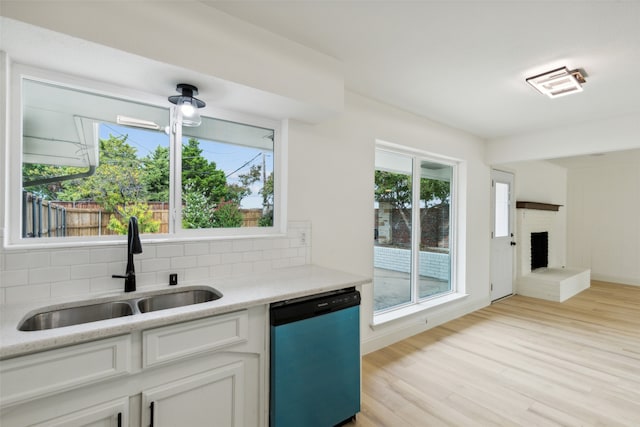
[182,184,214,229]
[141,145,170,202]
[182,138,227,203]
[108,203,160,234]
[258,172,274,226]
[212,200,243,228]
[22,164,86,200]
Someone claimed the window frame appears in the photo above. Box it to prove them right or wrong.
[373,140,460,321]
[5,63,287,248]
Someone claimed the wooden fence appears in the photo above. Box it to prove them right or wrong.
[23,193,262,238]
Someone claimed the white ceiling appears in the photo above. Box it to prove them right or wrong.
[208,0,640,141]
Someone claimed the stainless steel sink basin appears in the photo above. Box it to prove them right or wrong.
[17,286,223,331]
[18,301,134,331]
[137,288,222,313]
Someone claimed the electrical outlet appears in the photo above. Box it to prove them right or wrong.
[300,232,306,245]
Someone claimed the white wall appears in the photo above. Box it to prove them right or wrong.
[0,13,493,352]
[486,113,640,164]
[288,92,491,352]
[565,151,640,285]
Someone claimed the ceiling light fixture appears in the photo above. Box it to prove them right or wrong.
[168,83,206,127]
[526,67,586,98]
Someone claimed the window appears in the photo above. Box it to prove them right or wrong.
[373,146,455,314]
[9,65,283,246]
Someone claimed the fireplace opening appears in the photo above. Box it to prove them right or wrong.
[530,231,548,270]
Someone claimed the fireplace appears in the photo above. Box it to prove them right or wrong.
[530,231,548,270]
[516,202,590,302]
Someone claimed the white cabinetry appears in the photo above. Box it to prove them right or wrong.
[0,307,266,427]
[142,362,246,427]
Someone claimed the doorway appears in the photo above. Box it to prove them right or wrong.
[490,170,515,301]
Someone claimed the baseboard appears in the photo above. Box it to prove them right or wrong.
[361,297,488,354]
[591,274,640,287]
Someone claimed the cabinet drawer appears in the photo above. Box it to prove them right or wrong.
[0,335,131,407]
[143,310,249,368]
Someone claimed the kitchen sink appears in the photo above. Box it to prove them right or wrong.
[137,288,222,313]
[17,286,223,331]
[18,301,134,331]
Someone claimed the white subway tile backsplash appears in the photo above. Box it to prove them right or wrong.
[183,267,209,282]
[91,247,126,264]
[253,239,274,251]
[170,256,198,269]
[71,263,107,280]
[242,251,263,263]
[141,258,169,273]
[4,252,30,270]
[220,252,243,264]
[210,240,233,254]
[232,262,253,276]
[273,239,290,249]
[1,269,29,286]
[156,244,184,258]
[196,253,221,267]
[137,245,156,259]
[29,266,70,284]
[232,239,254,253]
[184,242,210,256]
[0,221,311,304]
[90,276,123,293]
[210,263,232,279]
[6,283,51,303]
[51,279,90,298]
[27,252,51,269]
[51,250,91,266]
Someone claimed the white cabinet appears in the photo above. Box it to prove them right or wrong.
[32,397,129,427]
[0,307,267,427]
[142,362,246,427]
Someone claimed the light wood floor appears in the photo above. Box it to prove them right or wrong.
[352,281,640,426]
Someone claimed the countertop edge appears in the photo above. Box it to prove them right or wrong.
[0,265,371,359]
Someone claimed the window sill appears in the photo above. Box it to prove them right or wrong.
[370,292,468,329]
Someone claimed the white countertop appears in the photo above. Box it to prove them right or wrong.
[0,265,370,359]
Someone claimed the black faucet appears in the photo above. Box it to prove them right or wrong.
[112,216,143,292]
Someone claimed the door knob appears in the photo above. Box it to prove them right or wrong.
[510,241,516,246]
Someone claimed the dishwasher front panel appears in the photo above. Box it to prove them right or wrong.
[270,304,360,427]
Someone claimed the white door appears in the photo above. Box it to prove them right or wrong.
[490,170,515,301]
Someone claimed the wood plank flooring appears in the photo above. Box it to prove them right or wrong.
[352,281,640,426]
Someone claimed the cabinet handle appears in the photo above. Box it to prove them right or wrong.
[117,412,122,427]
[150,401,155,427]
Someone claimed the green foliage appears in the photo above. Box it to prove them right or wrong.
[374,171,412,208]
[107,203,160,235]
[22,164,87,200]
[56,134,146,211]
[374,170,450,207]
[141,146,170,202]
[182,138,227,203]
[212,200,243,228]
[182,184,215,229]
[24,132,267,233]
[258,210,273,227]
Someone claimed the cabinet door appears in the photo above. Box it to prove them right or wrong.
[31,397,129,427]
[142,362,246,427]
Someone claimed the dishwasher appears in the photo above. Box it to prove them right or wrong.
[270,287,361,427]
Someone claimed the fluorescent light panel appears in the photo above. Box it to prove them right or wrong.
[526,67,585,98]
